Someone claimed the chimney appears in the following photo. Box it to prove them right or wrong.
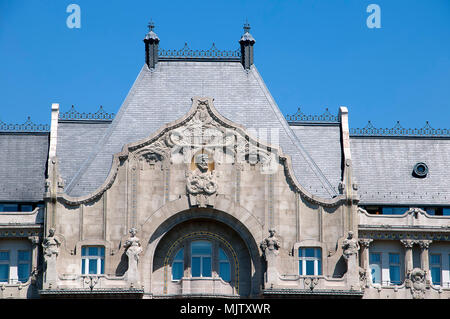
[239,22,256,70]
[143,21,160,69]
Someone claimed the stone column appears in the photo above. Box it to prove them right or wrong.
[358,239,373,271]
[401,239,415,279]
[28,236,40,284]
[358,239,372,288]
[418,240,432,284]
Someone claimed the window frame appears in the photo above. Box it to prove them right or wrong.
[0,250,10,283]
[369,252,382,285]
[298,247,322,276]
[430,253,442,286]
[17,250,31,283]
[191,240,212,278]
[388,253,401,285]
[81,246,105,275]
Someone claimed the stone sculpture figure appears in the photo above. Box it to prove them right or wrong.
[260,229,280,286]
[124,227,143,285]
[342,231,360,260]
[342,231,360,289]
[186,152,218,207]
[42,228,60,285]
[410,268,426,299]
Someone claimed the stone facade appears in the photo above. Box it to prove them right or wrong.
[0,25,449,299]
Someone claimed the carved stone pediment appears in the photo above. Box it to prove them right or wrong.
[59,97,346,207]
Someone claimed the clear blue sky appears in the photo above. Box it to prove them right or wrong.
[1,0,449,130]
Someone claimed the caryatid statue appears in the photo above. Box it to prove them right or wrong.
[124,227,143,285]
[260,229,281,286]
[42,228,61,285]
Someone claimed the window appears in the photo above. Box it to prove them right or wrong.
[0,202,44,212]
[172,248,184,281]
[370,253,382,284]
[382,207,408,215]
[219,248,231,282]
[191,241,212,277]
[81,246,105,275]
[389,253,401,285]
[0,251,9,283]
[17,250,31,283]
[430,254,441,285]
[298,248,322,276]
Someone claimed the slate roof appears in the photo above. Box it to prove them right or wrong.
[56,121,111,189]
[58,61,340,199]
[350,137,450,206]
[0,133,49,202]
[290,124,343,196]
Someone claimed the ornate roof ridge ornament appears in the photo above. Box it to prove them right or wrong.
[159,42,241,59]
[350,120,450,137]
[286,107,340,124]
[59,105,115,121]
[0,116,50,132]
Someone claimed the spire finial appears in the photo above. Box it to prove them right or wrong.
[243,19,250,33]
[148,19,155,32]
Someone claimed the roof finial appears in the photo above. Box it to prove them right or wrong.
[148,19,155,32]
[243,19,250,33]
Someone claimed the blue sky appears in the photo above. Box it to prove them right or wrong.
[0,0,449,130]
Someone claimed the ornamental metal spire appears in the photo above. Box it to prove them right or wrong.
[143,19,160,69]
[239,20,255,70]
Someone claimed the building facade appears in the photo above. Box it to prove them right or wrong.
[0,24,449,299]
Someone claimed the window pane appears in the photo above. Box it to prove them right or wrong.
[306,260,315,275]
[299,260,303,275]
[21,205,33,212]
[443,208,450,216]
[370,264,381,284]
[18,263,29,282]
[219,248,228,261]
[191,241,211,255]
[202,257,212,277]
[389,253,399,264]
[317,259,322,275]
[88,259,97,274]
[172,262,183,280]
[81,247,86,257]
[219,262,231,282]
[430,254,441,265]
[81,259,86,274]
[370,253,381,264]
[0,251,9,261]
[100,247,105,257]
[18,251,30,262]
[88,247,98,256]
[305,248,315,258]
[174,248,184,261]
[389,266,400,285]
[2,204,18,212]
[431,267,441,285]
[0,264,8,282]
[298,248,302,257]
[100,259,104,274]
[192,257,201,277]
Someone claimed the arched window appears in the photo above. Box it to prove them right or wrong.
[219,248,231,282]
[171,248,184,281]
[191,241,212,277]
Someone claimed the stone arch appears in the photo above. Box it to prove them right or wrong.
[139,194,264,297]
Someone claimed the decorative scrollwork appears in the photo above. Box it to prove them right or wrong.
[59,105,115,121]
